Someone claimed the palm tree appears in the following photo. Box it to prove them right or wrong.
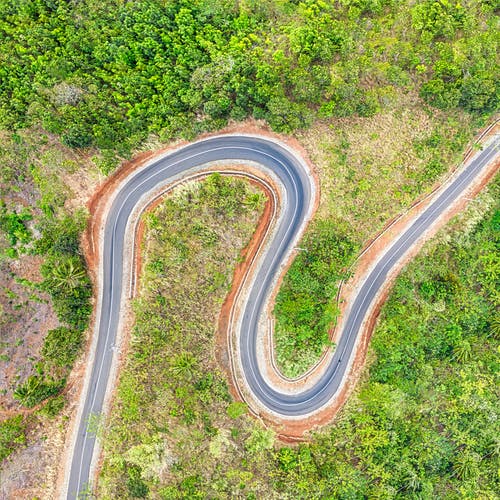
[453,340,472,363]
[49,257,86,290]
[489,313,500,340]
[13,376,40,405]
[453,451,480,480]
[170,352,197,380]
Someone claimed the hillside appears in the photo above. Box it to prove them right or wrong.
[0,0,498,497]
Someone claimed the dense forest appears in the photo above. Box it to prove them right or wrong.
[0,0,498,496]
[0,0,497,160]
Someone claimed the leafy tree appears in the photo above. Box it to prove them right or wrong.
[62,125,93,149]
[420,78,461,109]
[34,211,87,256]
[459,74,497,112]
[126,466,149,498]
[245,427,275,454]
[412,0,465,39]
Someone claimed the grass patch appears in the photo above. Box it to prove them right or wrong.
[98,174,281,498]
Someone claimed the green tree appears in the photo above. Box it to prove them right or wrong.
[45,256,87,290]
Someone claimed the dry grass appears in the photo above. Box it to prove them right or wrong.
[298,94,474,244]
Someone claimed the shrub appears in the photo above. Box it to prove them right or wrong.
[41,327,82,368]
[39,394,66,418]
[274,220,356,374]
[13,375,64,408]
[0,415,26,462]
[0,205,32,247]
[226,401,247,419]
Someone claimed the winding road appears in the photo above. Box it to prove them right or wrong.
[64,133,499,498]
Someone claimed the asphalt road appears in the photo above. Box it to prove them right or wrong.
[66,134,499,498]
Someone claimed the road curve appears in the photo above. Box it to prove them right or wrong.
[65,133,499,498]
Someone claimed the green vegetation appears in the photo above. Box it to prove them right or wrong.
[0,0,497,491]
[0,205,32,255]
[0,0,496,155]
[10,211,91,410]
[275,109,482,375]
[275,221,356,376]
[100,170,500,497]
[271,176,500,498]
[0,0,496,381]
[40,254,92,332]
[0,415,26,462]
[13,375,63,409]
[99,175,270,498]
[41,327,82,369]
[0,137,91,413]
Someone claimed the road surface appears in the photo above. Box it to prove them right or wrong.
[65,134,499,498]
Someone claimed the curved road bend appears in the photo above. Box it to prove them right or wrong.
[66,134,499,498]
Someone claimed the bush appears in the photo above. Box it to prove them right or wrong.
[0,415,26,462]
[34,212,86,257]
[226,401,247,419]
[0,205,32,247]
[13,375,64,408]
[41,327,82,368]
[39,394,66,418]
[62,125,93,149]
[126,466,149,498]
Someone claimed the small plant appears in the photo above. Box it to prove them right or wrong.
[0,415,26,461]
[39,394,66,418]
[226,401,247,419]
[13,375,63,408]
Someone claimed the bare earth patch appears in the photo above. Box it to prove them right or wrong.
[0,255,58,412]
